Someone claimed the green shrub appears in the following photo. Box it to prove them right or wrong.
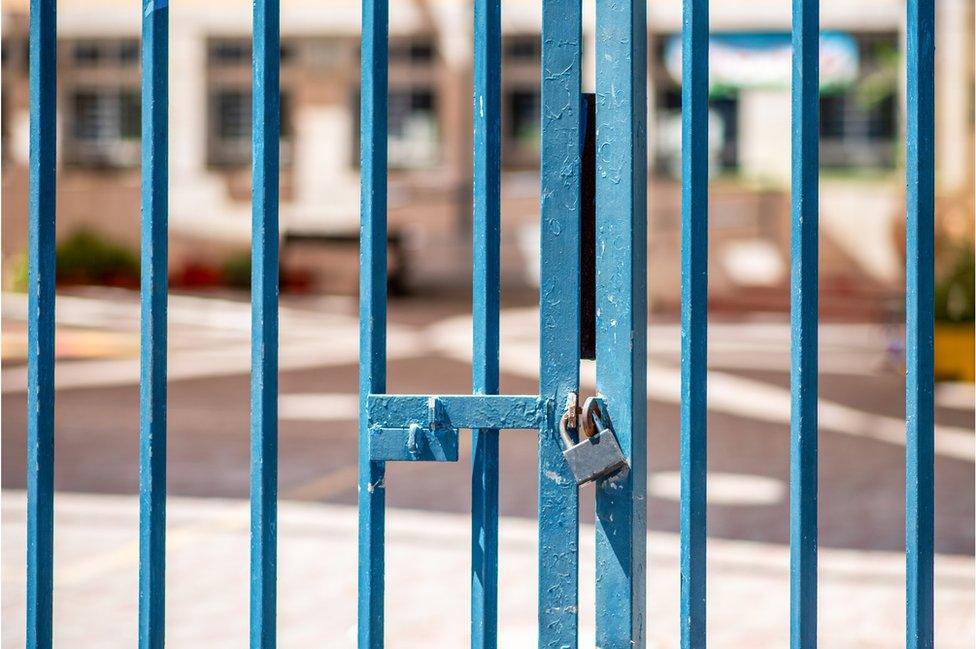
[6,254,29,292]
[935,245,975,324]
[56,229,140,286]
[221,251,252,289]
[5,230,140,291]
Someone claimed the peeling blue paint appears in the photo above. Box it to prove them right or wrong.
[594,0,647,643]
[538,0,583,644]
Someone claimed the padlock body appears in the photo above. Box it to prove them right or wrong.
[561,428,628,485]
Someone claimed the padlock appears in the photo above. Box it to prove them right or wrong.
[560,397,628,486]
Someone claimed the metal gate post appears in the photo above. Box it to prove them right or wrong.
[249,0,282,646]
[26,1,57,647]
[471,0,502,644]
[905,0,935,645]
[593,0,648,643]
[538,0,583,644]
[679,0,709,645]
[138,0,170,646]
[789,0,820,646]
[358,0,389,643]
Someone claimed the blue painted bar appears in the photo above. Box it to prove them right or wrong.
[358,0,389,640]
[26,1,57,647]
[538,0,582,642]
[367,395,544,430]
[470,0,501,643]
[905,0,935,646]
[789,0,819,646]
[138,0,169,646]
[250,0,280,645]
[594,0,648,641]
[679,0,708,644]
[369,425,460,462]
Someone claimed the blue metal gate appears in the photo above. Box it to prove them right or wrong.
[23,0,936,647]
[359,0,647,644]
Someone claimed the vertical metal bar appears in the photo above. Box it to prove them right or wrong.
[905,0,935,646]
[250,0,280,645]
[471,0,501,645]
[538,0,582,644]
[358,0,388,642]
[26,1,56,647]
[789,0,819,646]
[679,0,708,645]
[593,0,648,641]
[138,0,169,646]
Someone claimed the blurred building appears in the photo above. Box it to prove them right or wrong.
[1,0,973,308]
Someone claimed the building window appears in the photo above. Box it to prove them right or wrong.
[215,91,250,142]
[354,36,439,169]
[206,38,296,168]
[209,40,251,67]
[386,88,438,169]
[390,37,438,169]
[652,31,897,175]
[63,39,141,168]
[72,39,139,67]
[208,89,293,167]
[351,36,439,169]
[504,36,540,62]
[653,87,739,177]
[2,38,23,73]
[501,35,542,167]
[507,89,540,150]
[389,39,435,64]
[820,93,896,168]
[73,89,140,141]
[208,39,296,67]
[819,35,898,169]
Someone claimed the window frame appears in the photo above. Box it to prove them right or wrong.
[61,38,142,169]
[205,37,297,169]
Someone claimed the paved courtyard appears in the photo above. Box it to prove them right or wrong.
[2,492,973,648]
[1,288,973,646]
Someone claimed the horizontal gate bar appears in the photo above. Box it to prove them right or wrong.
[369,426,460,462]
[367,395,548,431]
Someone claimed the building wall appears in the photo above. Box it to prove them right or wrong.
[1,0,972,299]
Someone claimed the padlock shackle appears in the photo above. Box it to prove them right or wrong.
[558,411,578,449]
[581,396,607,438]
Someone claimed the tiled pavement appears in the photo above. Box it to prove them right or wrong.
[2,491,973,648]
